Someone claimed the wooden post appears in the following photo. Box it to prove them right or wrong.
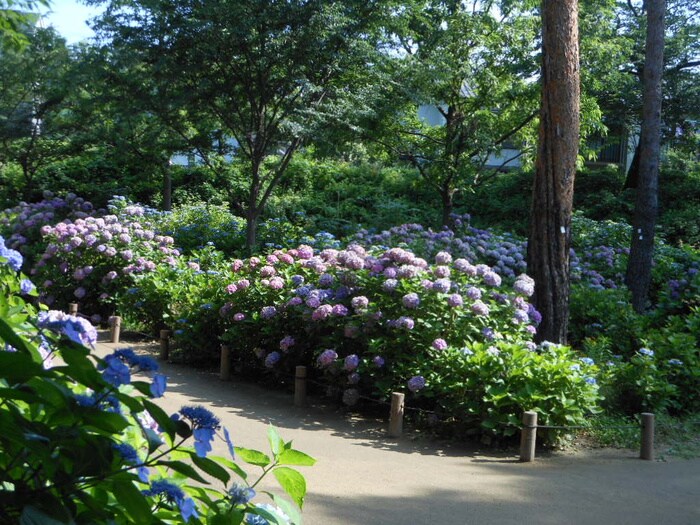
[640,412,655,460]
[110,316,121,343]
[389,392,405,438]
[159,330,170,361]
[520,411,538,462]
[294,366,307,406]
[68,303,78,315]
[220,344,230,381]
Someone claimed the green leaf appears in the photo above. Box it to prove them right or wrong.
[277,449,316,467]
[160,460,210,484]
[112,478,152,524]
[189,453,231,485]
[19,505,69,525]
[234,447,271,467]
[211,509,245,525]
[141,399,176,438]
[268,425,284,456]
[273,466,307,509]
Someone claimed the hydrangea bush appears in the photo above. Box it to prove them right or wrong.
[0,235,314,524]
[134,243,599,440]
[31,197,181,323]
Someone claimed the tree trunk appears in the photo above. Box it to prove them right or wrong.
[624,140,641,189]
[527,0,580,344]
[625,0,665,313]
[162,161,172,211]
[440,188,454,228]
[245,210,259,255]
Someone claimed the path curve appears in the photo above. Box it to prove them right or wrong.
[95,335,700,525]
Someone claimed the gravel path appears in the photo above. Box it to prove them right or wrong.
[95,335,700,525]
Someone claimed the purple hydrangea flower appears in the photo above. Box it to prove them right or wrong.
[279,336,295,352]
[432,279,451,293]
[447,293,463,307]
[432,338,448,351]
[317,349,338,367]
[260,306,277,319]
[372,355,385,367]
[407,375,426,392]
[311,304,333,321]
[402,293,420,309]
[265,351,281,368]
[513,274,535,296]
[343,354,360,371]
[470,300,490,316]
[351,296,369,312]
[435,251,452,265]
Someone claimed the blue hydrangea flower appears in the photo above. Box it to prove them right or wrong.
[638,348,654,357]
[150,373,167,398]
[229,483,256,505]
[101,354,131,387]
[20,278,35,294]
[177,405,221,458]
[143,479,198,521]
[113,443,140,465]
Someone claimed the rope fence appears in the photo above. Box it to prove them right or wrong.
[69,304,694,465]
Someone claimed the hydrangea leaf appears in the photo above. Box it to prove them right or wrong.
[234,447,271,467]
[272,466,307,509]
[189,453,231,485]
[277,449,316,467]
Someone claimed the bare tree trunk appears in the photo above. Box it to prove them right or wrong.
[162,161,172,211]
[625,0,665,313]
[527,0,580,344]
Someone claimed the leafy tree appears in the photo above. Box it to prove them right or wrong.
[0,25,72,198]
[89,0,391,251]
[527,0,580,344]
[370,0,541,227]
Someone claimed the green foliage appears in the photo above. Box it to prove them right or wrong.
[268,155,438,236]
[658,152,700,246]
[419,341,600,441]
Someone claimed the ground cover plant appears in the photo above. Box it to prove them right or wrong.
[0,234,314,524]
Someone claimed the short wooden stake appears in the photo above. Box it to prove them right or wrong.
[110,316,121,343]
[640,412,655,460]
[294,366,307,406]
[389,392,405,438]
[159,330,171,360]
[68,303,78,315]
[520,411,538,462]
[220,345,231,381]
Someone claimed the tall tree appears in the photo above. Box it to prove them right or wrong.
[625,0,665,312]
[372,1,541,227]
[0,25,72,198]
[527,0,580,343]
[90,0,389,251]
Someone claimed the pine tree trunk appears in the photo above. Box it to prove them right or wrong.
[625,0,665,313]
[527,0,580,344]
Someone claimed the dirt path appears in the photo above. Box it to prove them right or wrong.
[95,335,700,525]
